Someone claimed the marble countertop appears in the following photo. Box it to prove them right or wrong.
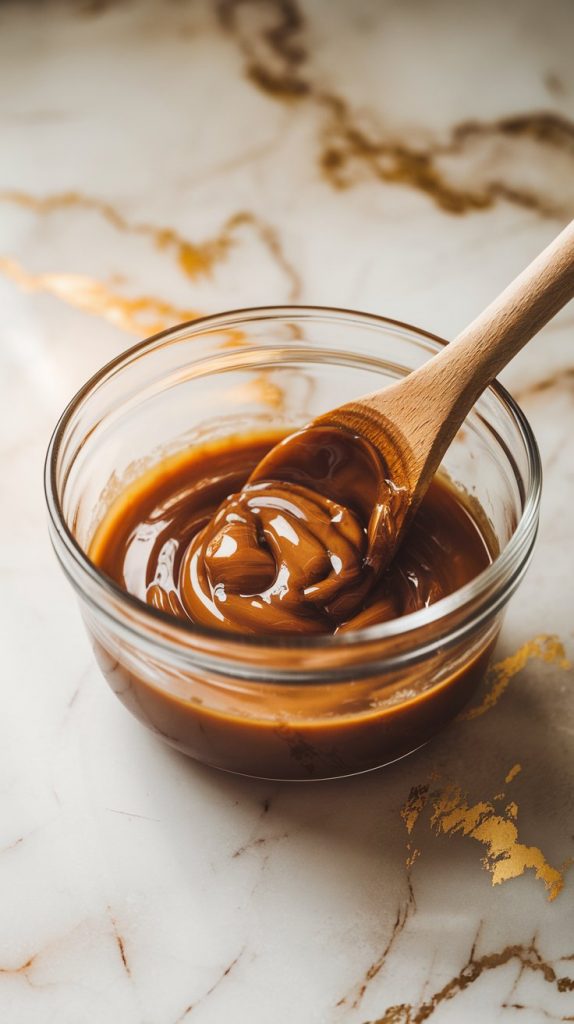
[1,1,573,1021]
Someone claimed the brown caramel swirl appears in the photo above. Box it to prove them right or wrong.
[178,481,373,634]
[90,431,493,640]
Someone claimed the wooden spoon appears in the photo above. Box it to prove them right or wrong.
[250,220,574,573]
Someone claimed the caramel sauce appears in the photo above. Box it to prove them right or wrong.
[88,430,496,779]
[91,429,491,636]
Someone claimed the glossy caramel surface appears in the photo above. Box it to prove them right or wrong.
[90,430,492,634]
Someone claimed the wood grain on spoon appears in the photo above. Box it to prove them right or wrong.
[251,219,574,571]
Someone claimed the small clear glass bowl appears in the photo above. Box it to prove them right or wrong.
[45,307,541,780]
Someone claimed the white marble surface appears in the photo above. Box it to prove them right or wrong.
[1,1,574,1021]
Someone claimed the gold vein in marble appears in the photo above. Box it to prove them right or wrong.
[0,191,301,298]
[401,765,566,902]
[364,936,574,1024]
[0,256,199,335]
[463,635,571,720]
[0,190,229,279]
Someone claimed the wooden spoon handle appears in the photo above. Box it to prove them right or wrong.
[361,219,574,499]
[373,218,574,487]
[417,218,574,424]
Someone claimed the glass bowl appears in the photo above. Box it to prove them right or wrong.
[45,307,541,780]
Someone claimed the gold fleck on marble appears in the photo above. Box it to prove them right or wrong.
[505,763,522,784]
[462,635,570,720]
[402,767,565,902]
[400,784,430,835]
[405,845,421,870]
[0,256,199,335]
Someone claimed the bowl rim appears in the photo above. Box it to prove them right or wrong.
[44,304,542,669]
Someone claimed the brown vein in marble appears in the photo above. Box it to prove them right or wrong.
[229,210,301,299]
[319,101,573,216]
[0,955,37,986]
[364,935,574,1024]
[0,835,24,854]
[217,0,308,99]
[450,112,574,153]
[401,765,567,901]
[502,1005,574,1021]
[0,256,199,335]
[108,908,131,977]
[337,879,417,1011]
[462,635,571,720]
[175,947,245,1022]
[514,366,574,402]
[0,825,43,856]
[0,191,301,298]
[218,0,574,216]
[106,807,161,822]
[232,831,289,858]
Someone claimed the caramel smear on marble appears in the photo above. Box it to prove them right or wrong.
[0,257,198,335]
[364,935,574,1024]
[463,634,571,720]
[401,765,566,901]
